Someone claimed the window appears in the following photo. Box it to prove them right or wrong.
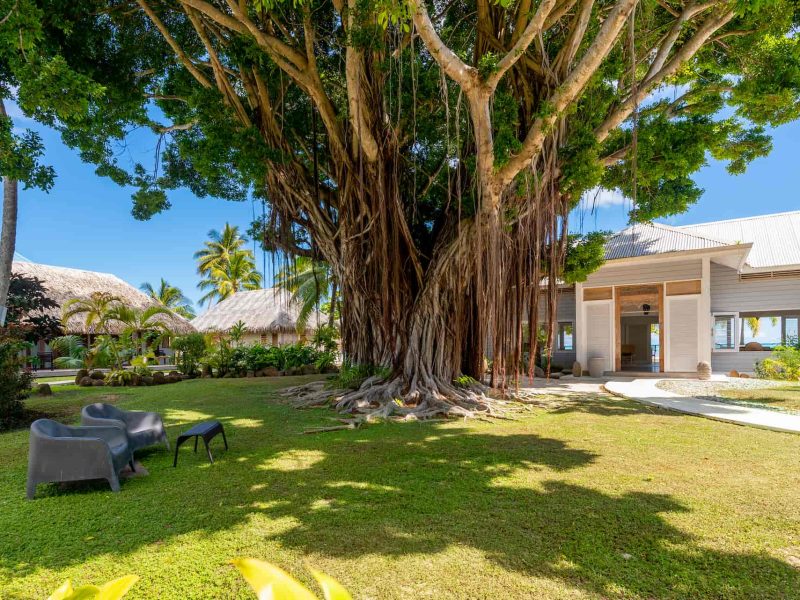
[713,315,736,350]
[785,317,799,346]
[557,322,574,351]
[739,313,800,350]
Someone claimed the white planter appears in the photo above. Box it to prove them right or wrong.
[588,357,606,378]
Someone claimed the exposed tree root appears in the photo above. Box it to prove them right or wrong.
[282,376,528,432]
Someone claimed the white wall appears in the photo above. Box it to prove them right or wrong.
[710,263,800,372]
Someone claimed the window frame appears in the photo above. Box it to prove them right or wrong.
[712,312,738,353]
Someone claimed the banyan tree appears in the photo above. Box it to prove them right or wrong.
[4,0,799,415]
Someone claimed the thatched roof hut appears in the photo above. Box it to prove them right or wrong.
[12,261,195,335]
[191,288,323,335]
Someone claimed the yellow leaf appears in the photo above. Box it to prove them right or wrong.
[47,580,74,600]
[97,575,139,600]
[308,568,352,600]
[64,585,101,600]
[232,558,318,600]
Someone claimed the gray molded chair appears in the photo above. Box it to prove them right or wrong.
[27,419,133,499]
[81,403,170,456]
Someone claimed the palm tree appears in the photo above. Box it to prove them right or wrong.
[62,293,124,368]
[62,293,121,345]
[275,257,338,330]
[194,223,248,276]
[198,252,262,306]
[105,304,174,355]
[141,278,195,319]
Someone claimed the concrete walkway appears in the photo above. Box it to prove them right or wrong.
[605,379,800,434]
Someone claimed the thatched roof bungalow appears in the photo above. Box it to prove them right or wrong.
[12,260,195,336]
[191,288,322,345]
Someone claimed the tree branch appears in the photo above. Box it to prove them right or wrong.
[595,8,735,143]
[486,0,559,90]
[409,0,478,89]
[136,0,212,88]
[497,0,639,187]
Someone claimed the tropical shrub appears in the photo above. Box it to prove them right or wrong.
[311,325,339,353]
[0,336,33,428]
[332,362,391,390]
[200,338,235,376]
[315,350,336,372]
[106,369,135,387]
[51,335,88,369]
[282,342,318,369]
[239,344,274,372]
[755,346,800,381]
[172,333,207,376]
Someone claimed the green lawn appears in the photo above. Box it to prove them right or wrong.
[718,384,800,413]
[1,378,799,599]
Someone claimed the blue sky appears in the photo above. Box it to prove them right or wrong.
[11,101,800,313]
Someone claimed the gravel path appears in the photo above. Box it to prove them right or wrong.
[656,378,798,415]
[656,378,793,398]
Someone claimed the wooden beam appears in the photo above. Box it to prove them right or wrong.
[584,287,613,301]
[666,279,702,296]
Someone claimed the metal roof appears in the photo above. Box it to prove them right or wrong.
[604,222,735,261]
[678,211,800,269]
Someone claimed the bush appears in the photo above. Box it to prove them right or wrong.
[0,337,32,428]
[106,369,135,387]
[331,362,391,390]
[282,342,318,369]
[200,339,235,377]
[172,333,207,377]
[314,350,336,372]
[755,345,800,380]
[311,325,338,352]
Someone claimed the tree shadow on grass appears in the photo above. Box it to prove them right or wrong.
[2,409,798,598]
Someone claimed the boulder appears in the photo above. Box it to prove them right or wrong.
[572,361,582,377]
[89,370,105,380]
[164,375,180,384]
[79,376,93,387]
[739,373,751,379]
[728,370,740,378]
[74,369,89,385]
[263,367,281,377]
[141,376,154,386]
[169,370,181,378]
[152,371,166,384]
[697,361,712,381]
[91,379,105,387]
[534,365,545,378]
[300,364,318,375]
[36,383,52,396]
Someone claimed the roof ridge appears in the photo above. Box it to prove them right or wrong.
[677,210,800,229]
[13,260,117,278]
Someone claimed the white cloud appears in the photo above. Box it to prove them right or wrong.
[580,186,628,209]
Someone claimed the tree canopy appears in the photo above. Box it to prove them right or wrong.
[2,0,799,414]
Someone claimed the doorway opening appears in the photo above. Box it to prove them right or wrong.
[616,284,663,372]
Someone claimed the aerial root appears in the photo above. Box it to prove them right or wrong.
[281,376,527,433]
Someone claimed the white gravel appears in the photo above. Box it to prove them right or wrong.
[656,378,794,398]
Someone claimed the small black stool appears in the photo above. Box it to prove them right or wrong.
[173,420,228,466]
